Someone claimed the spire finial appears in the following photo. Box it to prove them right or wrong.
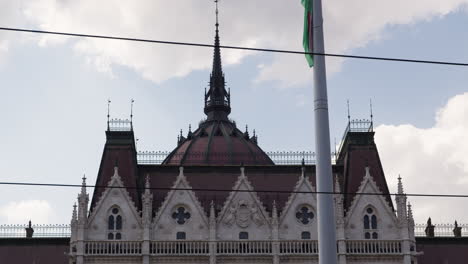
[130,99,135,128]
[347,99,351,124]
[107,99,111,130]
[369,99,373,123]
[215,0,219,28]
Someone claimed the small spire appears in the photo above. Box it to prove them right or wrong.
[80,174,87,197]
[272,200,278,224]
[364,166,371,179]
[407,202,413,220]
[210,200,216,220]
[334,175,341,193]
[145,174,150,189]
[369,99,373,123]
[397,175,404,194]
[301,159,306,178]
[72,203,77,221]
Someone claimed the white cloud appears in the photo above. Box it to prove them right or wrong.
[376,92,468,223]
[0,200,55,224]
[0,0,464,85]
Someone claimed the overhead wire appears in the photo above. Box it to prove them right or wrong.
[0,27,466,200]
[0,181,467,199]
[1,27,468,67]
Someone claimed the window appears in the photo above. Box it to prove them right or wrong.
[176,232,186,240]
[364,207,378,239]
[295,205,315,225]
[172,206,191,225]
[108,207,122,240]
[239,232,249,239]
[301,231,311,239]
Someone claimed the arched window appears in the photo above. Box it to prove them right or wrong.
[239,232,249,239]
[108,207,122,240]
[301,231,311,239]
[363,207,378,239]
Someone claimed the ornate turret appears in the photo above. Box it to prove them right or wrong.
[204,0,231,121]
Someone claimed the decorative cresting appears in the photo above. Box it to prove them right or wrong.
[204,0,230,121]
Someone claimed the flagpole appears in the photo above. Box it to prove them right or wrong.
[312,0,338,263]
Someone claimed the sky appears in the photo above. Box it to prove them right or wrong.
[1,0,468,225]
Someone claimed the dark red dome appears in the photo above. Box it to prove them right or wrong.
[163,120,273,166]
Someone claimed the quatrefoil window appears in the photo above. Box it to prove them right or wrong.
[295,205,315,225]
[172,206,191,225]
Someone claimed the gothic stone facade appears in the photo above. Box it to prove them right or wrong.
[69,128,418,264]
[69,19,418,263]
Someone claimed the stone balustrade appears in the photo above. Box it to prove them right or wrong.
[345,240,402,255]
[80,240,404,256]
[216,240,272,255]
[85,241,142,255]
[279,240,319,255]
[150,240,209,255]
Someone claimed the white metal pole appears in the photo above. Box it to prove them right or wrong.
[312,0,338,263]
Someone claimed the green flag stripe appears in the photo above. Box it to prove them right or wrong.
[302,0,314,67]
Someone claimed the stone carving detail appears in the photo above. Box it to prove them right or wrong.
[236,201,251,228]
[223,205,236,226]
[223,200,264,228]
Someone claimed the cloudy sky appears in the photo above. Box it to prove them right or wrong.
[1,0,468,225]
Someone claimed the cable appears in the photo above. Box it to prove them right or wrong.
[0,181,466,199]
[1,27,468,67]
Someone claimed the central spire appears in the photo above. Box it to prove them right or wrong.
[204,0,231,121]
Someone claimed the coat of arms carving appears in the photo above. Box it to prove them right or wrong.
[223,199,265,227]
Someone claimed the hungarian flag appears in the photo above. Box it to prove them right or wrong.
[302,0,314,67]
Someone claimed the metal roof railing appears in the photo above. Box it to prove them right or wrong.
[137,151,337,165]
[0,224,71,238]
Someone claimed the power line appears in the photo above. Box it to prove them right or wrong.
[0,181,467,199]
[1,26,468,67]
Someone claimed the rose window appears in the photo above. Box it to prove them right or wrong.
[295,206,315,225]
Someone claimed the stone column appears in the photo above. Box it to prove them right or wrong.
[271,201,279,264]
[141,175,153,264]
[209,201,217,264]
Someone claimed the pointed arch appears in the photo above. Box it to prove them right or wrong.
[107,205,123,240]
[363,205,378,239]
